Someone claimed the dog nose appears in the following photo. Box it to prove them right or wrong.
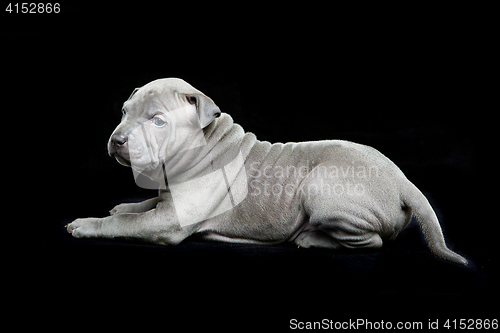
[113,134,128,146]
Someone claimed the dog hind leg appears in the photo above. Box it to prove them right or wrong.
[294,230,341,249]
[314,215,384,250]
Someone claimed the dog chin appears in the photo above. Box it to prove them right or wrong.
[113,153,131,167]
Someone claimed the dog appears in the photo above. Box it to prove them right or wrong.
[66,78,467,265]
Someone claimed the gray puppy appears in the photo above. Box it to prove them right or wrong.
[66,78,467,265]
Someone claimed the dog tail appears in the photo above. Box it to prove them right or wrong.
[401,181,467,265]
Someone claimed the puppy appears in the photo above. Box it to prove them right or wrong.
[66,78,467,265]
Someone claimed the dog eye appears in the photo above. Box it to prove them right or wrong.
[152,116,166,127]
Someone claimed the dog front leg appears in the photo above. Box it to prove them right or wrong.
[109,197,159,215]
[66,201,195,246]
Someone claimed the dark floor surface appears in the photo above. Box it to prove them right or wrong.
[27,193,494,331]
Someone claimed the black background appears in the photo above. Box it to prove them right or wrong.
[3,3,496,331]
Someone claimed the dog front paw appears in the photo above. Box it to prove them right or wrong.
[66,218,102,238]
[109,203,137,215]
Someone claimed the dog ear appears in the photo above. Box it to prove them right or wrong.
[127,87,140,101]
[186,93,221,128]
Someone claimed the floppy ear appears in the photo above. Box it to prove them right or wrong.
[186,93,221,128]
[127,87,141,101]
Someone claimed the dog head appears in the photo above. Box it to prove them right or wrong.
[108,78,221,179]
